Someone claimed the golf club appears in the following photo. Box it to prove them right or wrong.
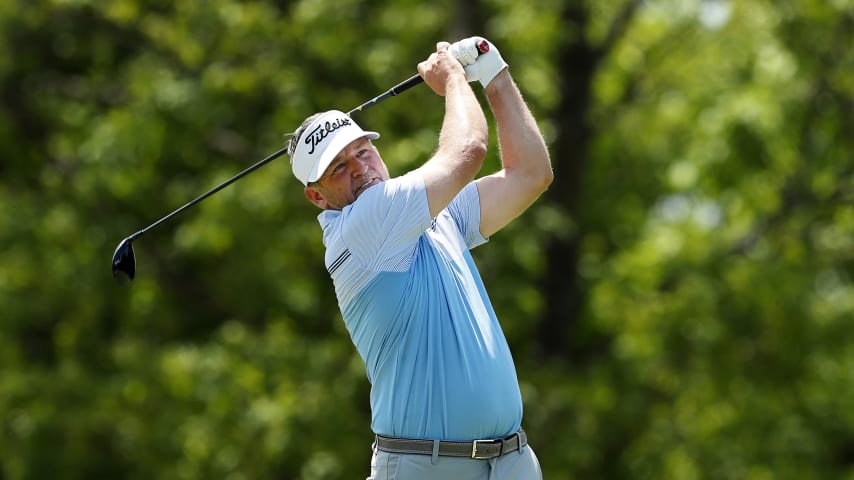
[112,40,491,282]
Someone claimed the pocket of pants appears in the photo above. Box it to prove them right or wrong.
[367,449,399,480]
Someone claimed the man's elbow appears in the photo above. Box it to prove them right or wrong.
[533,158,554,194]
[438,137,488,186]
[465,137,489,165]
[456,137,488,177]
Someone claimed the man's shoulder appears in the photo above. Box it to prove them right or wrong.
[318,209,341,230]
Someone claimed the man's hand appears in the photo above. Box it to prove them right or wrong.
[449,37,508,88]
[417,42,467,97]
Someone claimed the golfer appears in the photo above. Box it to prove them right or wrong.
[287,37,552,479]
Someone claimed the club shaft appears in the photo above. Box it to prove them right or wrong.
[130,146,289,241]
[129,74,426,241]
[347,74,424,116]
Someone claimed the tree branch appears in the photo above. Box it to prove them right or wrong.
[595,0,645,61]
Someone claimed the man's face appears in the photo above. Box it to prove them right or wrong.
[304,137,390,210]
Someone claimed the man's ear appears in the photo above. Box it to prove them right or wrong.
[304,185,328,209]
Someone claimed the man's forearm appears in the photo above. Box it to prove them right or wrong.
[416,45,489,218]
[485,71,551,181]
[438,74,488,168]
[472,69,552,237]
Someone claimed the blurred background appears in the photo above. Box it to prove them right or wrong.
[1,0,852,478]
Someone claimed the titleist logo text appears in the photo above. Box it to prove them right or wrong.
[305,118,352,155]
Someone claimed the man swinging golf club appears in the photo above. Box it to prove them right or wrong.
[288,37,552,479]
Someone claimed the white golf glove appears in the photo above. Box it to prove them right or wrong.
[449,36,508,88]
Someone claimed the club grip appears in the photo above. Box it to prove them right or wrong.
[390,40,488,95]
[348,40,490,116]
[476,39,490,54]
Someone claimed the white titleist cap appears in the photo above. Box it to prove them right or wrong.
[290,110,380,185]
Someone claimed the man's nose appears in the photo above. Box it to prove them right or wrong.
[351,157,369,176]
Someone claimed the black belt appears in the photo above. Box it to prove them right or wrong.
[374,429,527,460]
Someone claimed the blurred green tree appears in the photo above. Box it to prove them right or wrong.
[0,0,851,479]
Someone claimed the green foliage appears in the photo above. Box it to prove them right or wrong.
[1,0,852,478]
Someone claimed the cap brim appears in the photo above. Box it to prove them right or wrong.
[306,130,380,184]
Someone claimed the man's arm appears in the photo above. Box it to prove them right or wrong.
[475,69,553,237]
[416,42,489,219]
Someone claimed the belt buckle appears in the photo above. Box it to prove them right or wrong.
[471,438,503,459]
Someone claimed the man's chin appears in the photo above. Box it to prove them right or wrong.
[354,179,380,198]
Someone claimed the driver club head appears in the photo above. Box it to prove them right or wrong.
[112,237,136,283]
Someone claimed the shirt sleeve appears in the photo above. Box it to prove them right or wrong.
[446,182,489,249]
[339,171,433,271]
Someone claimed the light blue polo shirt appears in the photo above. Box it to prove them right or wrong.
[317,171,523,442]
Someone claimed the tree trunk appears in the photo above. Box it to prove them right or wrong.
[538,2,597,359]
